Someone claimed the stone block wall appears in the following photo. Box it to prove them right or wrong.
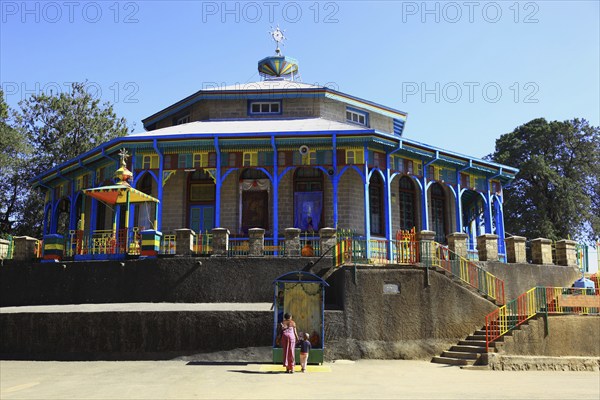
[337,168,365,234]
[277,171,294,233]
[161,172,186,232]
[220,171,239,233]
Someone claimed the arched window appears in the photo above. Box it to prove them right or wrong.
[369,173,384,236]
[293,168,323,232]
[56,198,70,234]
[430,183,447,243]
[240,169,270,233]
[398,176,416,231]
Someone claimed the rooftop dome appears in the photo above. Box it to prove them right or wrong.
[258,27,299,81]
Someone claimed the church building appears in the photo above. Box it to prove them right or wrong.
[31,29,517,260]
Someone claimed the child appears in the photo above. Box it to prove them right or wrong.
[299,332,311,372]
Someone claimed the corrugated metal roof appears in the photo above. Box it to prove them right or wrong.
[129,118,370,137]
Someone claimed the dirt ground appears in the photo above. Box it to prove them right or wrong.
[2,348,599,399]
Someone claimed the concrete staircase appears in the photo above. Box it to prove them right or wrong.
[432,327,496,367]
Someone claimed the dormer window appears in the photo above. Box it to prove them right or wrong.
[249,101,281,115]
[176,115,190,125]
[346,107,368,126]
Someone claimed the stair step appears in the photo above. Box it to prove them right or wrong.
[466,335,486,341]
[458,340,486,346]
[442,351,479,360]
[451,345,487,353]
[431,356,474,366]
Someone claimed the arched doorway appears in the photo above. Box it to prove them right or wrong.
[187,170,215,234]
[430,183,447,243]
[398,176,416,231]
[135,172,158,230]
[369,173,384,236]
[55,198,71,235]
[240,169,270,233]
[293,167,323,233]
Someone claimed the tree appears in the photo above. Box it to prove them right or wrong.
[489,118,600,242]
[1,83,130,237]
[0,89,31,236]
[15,82,129,176]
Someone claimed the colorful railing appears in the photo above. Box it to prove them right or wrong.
[264,238,284,256]
[194,232,213,255]
[485,286,600,350]
[428,242,505,304]
[161,234,176,254]
[66,228,141,256]
[228,237,249,256]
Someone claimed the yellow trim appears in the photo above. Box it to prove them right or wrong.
[242,151,258,167]
[44,243,64,250]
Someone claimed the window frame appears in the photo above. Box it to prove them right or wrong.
[248,100,282,115]
[176,114,190,125]
[346,107,369,127]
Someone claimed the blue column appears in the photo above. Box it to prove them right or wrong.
[455,169,463,232]
[384,166,393,261]
[483,183,493,233]
[363,145,371,257]
[332,133,338,227]
[153,139,164,231]
[129,151,136,229]
[494,195,506,255]
[214,137,222,228]
[50,200,58,233]
[271,136,279,248]
[43,201,51,235]
[420,173,429,231]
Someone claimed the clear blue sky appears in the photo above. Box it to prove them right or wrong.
[1,0,599,159]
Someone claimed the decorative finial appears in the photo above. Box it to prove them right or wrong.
[269,25,286,55]
[119,148,129,168]
[115,148,133,185]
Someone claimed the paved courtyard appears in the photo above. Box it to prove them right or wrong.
[1,359,599,399]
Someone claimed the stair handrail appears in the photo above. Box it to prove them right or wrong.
[424,241,506,305]
[484,286,600,350]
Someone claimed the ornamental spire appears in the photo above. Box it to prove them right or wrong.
[114,148,133,185]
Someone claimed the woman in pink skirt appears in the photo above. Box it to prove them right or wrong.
[280,313,299,373]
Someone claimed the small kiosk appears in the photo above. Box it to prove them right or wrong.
[75,149,161,261]
[272,271,329,364]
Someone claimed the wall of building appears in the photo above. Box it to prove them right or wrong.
[159,171,187,232]
[494,315,600,357]
[220,171,239,233]
[337,168,366,234]
[324,267,498,359]
[0,257,314,307]
[0,310,273,360]
[482,262,581,301]
[319,98,394,134]
[151,96,393,132]
[277,170,294,233]
[0,259,498,361]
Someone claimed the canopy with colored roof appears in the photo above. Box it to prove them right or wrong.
[83,184,159,205]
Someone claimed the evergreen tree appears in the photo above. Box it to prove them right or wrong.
[489,118,600,242]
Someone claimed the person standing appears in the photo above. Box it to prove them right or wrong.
[299,332,312,373]
[280,313,299,373]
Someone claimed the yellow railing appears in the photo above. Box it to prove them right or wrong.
[161,234,176,254]
[430,242,505,304]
